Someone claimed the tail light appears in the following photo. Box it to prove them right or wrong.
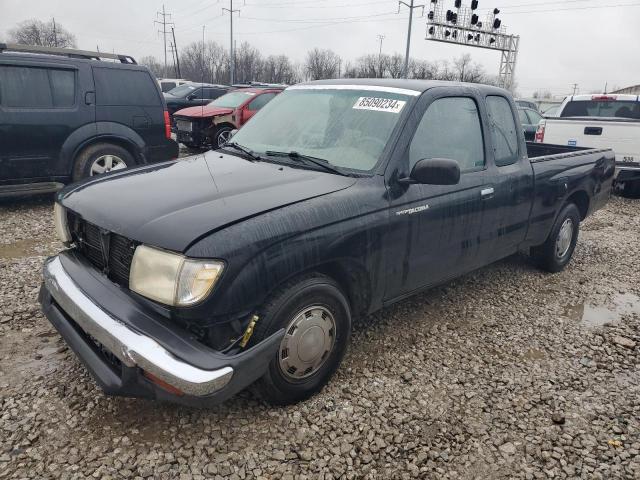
[535,120,546,143]
[163,110,171,139]
[592,95,616,101]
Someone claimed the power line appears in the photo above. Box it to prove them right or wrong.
[499,1,640,14]
[154,4,174,73]
[238,11,401,24]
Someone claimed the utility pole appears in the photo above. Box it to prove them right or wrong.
[171,27,181,78]
[223,0,241,85]
[376,34,385,78]
[572,83,578,95]
[398,1,424,79]
[155,5,174,75]
[52,17,58,47]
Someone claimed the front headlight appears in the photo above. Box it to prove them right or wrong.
[129,245,223,307]
[53,203,72,244]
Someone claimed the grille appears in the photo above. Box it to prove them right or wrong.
[67,212,137,287]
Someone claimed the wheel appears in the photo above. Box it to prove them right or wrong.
[212,126,233,149]
[531,203,581,273]
[251,274,351,405]
[72,143,135,181]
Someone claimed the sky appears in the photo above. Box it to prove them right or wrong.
[1,0,639,97]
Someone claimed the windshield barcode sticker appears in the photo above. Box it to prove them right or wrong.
[353,97,406,113]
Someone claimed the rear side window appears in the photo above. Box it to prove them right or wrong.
[561,100,640,119]
[161,81,176,92]
[409,97,485,172]
[0,65,75,108]
[94,67,159,106]
[526,109,543,125]
[486,96,519,167]
[248,93,277,111]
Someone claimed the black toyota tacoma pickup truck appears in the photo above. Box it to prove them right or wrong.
[40,80,615,407]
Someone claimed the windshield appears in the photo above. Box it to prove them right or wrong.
[561,100,640,119]
[167,84,197,97]
[230,87,414,172]
[209,91,255,108]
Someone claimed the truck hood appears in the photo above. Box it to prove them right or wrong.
[173,105,234,118]
[59,152,357,252]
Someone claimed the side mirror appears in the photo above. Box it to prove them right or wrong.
[187,94,196,100]
[401,158,460,185]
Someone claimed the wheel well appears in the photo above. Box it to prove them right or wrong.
[214,122,236,132]
[74,137,140,166]
[566,190,589,220]
[314,261,372,319]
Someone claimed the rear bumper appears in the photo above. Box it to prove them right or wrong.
[39,252,283,406]
[143,139,179,163]
[615,164,640,183]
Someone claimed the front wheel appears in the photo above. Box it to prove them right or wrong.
[251,274,351,405]
[531,203,581,273]
[212,126,234,149]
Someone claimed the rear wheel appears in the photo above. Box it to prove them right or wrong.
[72,143,135,182]
[251,274,351,405]
[531,203,581,273]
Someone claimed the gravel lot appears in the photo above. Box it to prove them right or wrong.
[1,193,638,479]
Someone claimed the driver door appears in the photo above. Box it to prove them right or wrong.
[384,89,494,302]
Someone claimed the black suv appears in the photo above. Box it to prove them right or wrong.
[0,43,179,196]
[164,83,230,116]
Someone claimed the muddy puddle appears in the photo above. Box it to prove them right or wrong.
[563,293,640,328]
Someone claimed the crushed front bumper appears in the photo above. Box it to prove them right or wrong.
[39,252,283,407]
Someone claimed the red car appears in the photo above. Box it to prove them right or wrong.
[173,87,283,149]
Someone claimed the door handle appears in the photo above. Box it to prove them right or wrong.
[480,187,495,198]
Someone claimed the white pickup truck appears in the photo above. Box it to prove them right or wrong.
[535,94,640,194]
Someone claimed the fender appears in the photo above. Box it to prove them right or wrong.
[60,122,146,176]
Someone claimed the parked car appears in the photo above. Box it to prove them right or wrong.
[0,43,178,196]
[41,79,614,407]
[515,99,539,111]
[157,78,190,93]
[164,83,231,116]
[535,94,640,194]
[518,107,544,141]
[173,87,284,149]
[542,104,561,117]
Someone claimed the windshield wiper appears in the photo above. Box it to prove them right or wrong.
[223,142,261,162]
[265,150,346,176]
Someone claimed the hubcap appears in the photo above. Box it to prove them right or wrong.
[217,129,232,147]
[90,155,127,176]
[278,306,336,380]
[555,218,574,258]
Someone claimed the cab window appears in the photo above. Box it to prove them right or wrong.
[409,97,485,172]
[486,96,519,167]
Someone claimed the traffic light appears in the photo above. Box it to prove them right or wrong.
[493,18,501,29]
[452,12,458,24]
[471,0,479,10]
[428,26,435,35]
[471,14,479,25]
[454,0,462,8]
[428,10,434,20]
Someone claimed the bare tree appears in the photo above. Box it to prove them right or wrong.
[234,42,263,84]
[532,89,552,100]
[9,18,76,48]
[452,54,486,83]
[386,54,404,79]
[304,48,341,80]
[179,40,229,84]
[139,56,170,78]
[263,55,300,84]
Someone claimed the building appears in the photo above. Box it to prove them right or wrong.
[611,85,640,94]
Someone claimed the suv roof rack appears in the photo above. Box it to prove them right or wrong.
[0,43,137,64]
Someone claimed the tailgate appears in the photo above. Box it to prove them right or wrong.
[543,119,640,164]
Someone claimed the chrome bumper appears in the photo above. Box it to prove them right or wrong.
[42,256,234,396]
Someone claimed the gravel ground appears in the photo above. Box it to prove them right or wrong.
[0,194,638,479]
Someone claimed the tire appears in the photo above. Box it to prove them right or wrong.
[531,203,581,273]
[212,126,234,150]
[251,274,352,405]
[72,143,135,182]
